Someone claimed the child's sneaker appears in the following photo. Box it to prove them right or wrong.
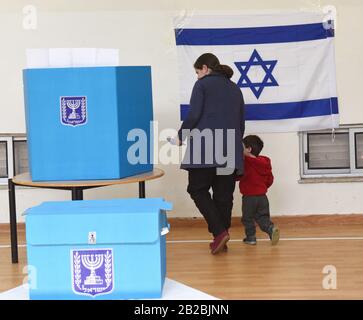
[243,237,257,245]
[269,225,280,245]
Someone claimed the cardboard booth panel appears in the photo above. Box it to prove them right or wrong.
[23,66,153,181]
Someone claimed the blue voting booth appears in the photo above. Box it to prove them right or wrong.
[25,198,171,300]
[23,66,153,181]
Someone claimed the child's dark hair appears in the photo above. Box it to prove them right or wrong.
[194,53,234,79]
[243,135,264,156]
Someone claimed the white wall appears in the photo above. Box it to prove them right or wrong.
[0,0,363,223]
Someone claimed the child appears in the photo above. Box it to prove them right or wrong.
[237,135,279,245]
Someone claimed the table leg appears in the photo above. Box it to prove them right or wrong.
[71,188,83,201]
[8,179,18,264]
[139,181,146,198]
[76,188,83,200]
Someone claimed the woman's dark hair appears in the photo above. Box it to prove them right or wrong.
[243,135,264,156]
[194,53,234,79]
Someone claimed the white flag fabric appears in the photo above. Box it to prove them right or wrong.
[174,12,339,133]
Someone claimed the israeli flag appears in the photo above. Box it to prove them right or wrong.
[174,12,339,133]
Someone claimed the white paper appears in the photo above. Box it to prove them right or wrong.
[72,48,97,67]
[96,49,119,66]
[26,48,119,68]
[49,48,72,68]
[0,278,218,300]
[26,49,49,68]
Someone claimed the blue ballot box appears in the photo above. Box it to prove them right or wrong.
[24,198,171,300]
[23,66,153,181]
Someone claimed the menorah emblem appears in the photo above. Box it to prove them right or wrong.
[71,248,114,297]
[66,99,81,120]
[60,96,87,127]
[82,254,104,285]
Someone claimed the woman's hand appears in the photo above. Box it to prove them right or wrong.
[167,136,183,146]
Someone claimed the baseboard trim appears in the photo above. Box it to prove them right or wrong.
[165,214,363,228]
[0,223,25,232]
[1,214,363,232]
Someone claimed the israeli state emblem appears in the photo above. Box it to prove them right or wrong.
[71,249,114,297]
[60,96,87,127]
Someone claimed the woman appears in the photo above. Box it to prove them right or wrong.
[176,53,245,254]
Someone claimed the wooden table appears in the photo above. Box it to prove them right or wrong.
[8,169,165,263]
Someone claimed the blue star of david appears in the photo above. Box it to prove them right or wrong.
[234,49,279,99]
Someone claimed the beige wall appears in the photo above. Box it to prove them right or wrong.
[0,0,363,223]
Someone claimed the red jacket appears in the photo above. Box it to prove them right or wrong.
[237,155,274,196]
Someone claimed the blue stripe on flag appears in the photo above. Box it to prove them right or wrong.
[180,98,339,121]
[175,23,334,46]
